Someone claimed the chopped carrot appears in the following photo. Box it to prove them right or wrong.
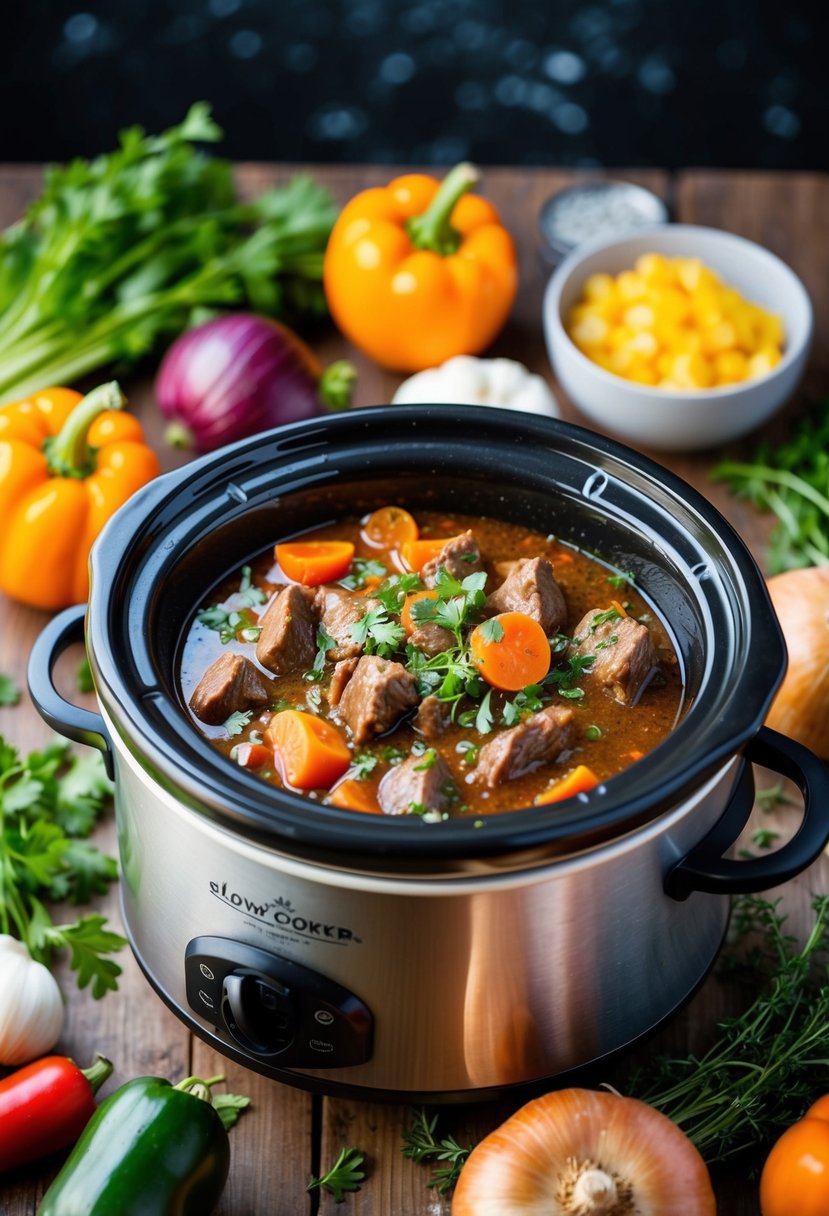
[275,540,355,586]
[551,549,575,564]
[400,535,460,572]
[626,749,644,762]
[534,764,599,804]
[266,710,350,790]
[610,599,628,617]
[470,612,551,691]
[400,589,439,635]
[233,742,273,770]
[327,778,382,814]
[362,505,419,550]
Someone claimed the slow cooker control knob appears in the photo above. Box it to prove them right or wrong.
[222,971,294,1056]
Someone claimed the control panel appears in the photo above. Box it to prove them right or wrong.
[184,936,374,1069]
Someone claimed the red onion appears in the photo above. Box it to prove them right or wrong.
[156,313,355,452]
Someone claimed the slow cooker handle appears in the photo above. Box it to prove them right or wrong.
[27,604,114,779]
[665,726,829,900]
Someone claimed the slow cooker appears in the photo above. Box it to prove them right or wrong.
[28,407,829,1101]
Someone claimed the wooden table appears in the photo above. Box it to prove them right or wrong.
[1,164,828,1215]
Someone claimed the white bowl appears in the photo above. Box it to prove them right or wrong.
[543,224,813,452]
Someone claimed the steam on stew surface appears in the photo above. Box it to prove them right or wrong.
[180,509,684,818]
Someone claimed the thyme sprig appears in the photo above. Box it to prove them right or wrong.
[402,1108,473,1194]
[631,894,829,1162]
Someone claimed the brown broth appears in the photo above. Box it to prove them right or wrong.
[179,510,684,816]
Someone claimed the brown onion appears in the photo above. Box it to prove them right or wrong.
[451,1088,715,1216]
[765,567,829,758]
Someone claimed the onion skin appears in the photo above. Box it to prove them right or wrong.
[451,1088,715,1216]
[765,568,829,759]
[156,313,354,452]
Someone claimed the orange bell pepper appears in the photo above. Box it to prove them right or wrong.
[0,382,160,610]
[323,163,518,372]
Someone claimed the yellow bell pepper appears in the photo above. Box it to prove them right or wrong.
[0,383,160,610]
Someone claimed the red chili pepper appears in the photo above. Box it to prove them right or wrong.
[0,1053,112,1172]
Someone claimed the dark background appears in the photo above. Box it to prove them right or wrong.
[0,0,823,168]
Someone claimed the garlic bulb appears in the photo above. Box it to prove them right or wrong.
[0,935,65,1065]
[392,355,560,417]
[451,1088,715,1216]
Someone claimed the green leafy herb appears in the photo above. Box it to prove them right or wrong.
[712,403,829,572]
[413,748,437,771]
[307,1146,366,1202]
[0,737,125,995]
[339,557,388,590]
[402,1108,473,1195]
[351,607,406,658]
[477,617,505,644]
[632,895,829,1162]
[223,710,253,737]
[373,572,423,614]
[545,652,595,700]
[304,626,338,681]
[501,683,547,726]
[475,689,494,734]
[456,740,479,767]
[211,1091,252,1131]
[380,745,407,764]
[349,752,378,780]
[0,673,21,706]
[755,782,797,810]
[237,565,267,608]
[585,606,623,632]
[607,570,635,590]
[76,656,94,694]
[0,105,338,405]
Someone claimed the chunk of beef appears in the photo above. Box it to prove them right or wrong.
[327,657,358,707]
[338,655,420,744]
[569,608,656,705]
[409,621,454,657]
[189,652,270,725]
[256,584,319,674]
[421,529,485,587]
[477,705,575,788]
[414,695,450,741]
[318,588,381,661]
[378,751,455,817]
[485,557,567,635]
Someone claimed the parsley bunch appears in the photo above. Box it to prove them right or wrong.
[0,736,126,996]
[0,104,337,404]
[712,401,829,572]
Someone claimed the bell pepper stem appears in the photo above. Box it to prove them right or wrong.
[81,1054,114,1095]
[319,360,357,412]
[175,1073,225,1102]
[45,381,126,478]
[406,162,480,256]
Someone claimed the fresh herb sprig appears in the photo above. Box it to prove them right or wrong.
[0,105,338,404]
[307,1146,366,1202]
[632,894,829,1162]
[0,673,21,706]
[402,1108,473,1195]
[0,737,125,996]
[712,403,829,572]
[352,606,406,658]
[410,568,487,646]
[338,557,388,590]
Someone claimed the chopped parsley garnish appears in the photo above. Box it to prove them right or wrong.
[586,606,623,632]
[475,689,494,734]
[197,603,238,643]
[477,617,504,644]
[349,752,378,780]
[374,572,423,613]
[351,606,406,658]
[607,570,635,590]
[304,625,338,681]
[456,740,479,767]
[198,568,267,643]
[338,557,388,590]
[545,652,596,701]
[238,565,267,608]
[413,748,437,771]
[223,710,253,737]
[501,683,546,725]
[380,745,407,764]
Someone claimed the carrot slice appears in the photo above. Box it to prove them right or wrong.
[470,612,551,691]
[400,535,460,573]
[233,742,273,770]
[362,506,419,550]
[327,778,382,814]
[400,589,439,635]
[534,764,599,804]
[275,540,355,586]
[266,710,351,790]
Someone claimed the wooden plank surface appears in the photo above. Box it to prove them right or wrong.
[1,162,827,1216]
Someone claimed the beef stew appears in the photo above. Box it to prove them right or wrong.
[179,509,684,817]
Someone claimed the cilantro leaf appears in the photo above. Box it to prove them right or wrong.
[374,572,423,613]
[338,557,388,590]
[475,690,494,734]
[0,673,21,706]
[304,625,338,681]
[238,565,267,608]
[477,617,504,644]
[351,607,406,658]
[212,1092,252,1131]
[349,752,378,780]
[224,710,253,737]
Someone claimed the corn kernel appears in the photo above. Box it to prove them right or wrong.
[634,253,672,284]
[748,347,783,378]
[583,273,616,302]
[714,351,750,383]
[626,361,659,386]
[701,321,738,355]
[670,352,715,390]
[570,314,609,348]
[616,271,647,302]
